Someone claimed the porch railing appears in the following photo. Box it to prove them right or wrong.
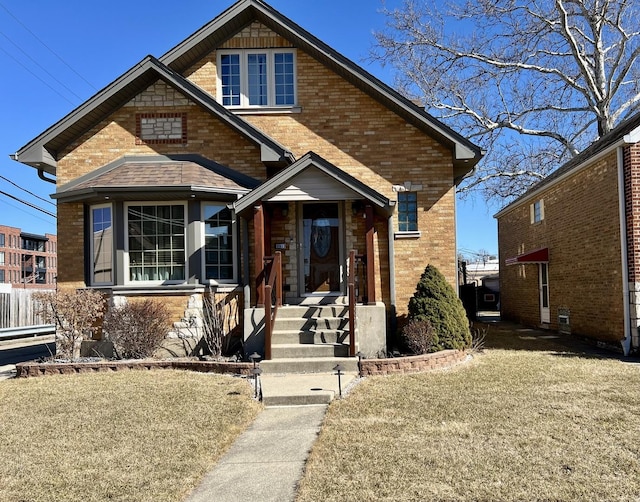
[348,250,368,357]
[263,251,282,360]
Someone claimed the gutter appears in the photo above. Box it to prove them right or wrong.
[387,214,397,334]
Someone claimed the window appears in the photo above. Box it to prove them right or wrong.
[203,203,235,282]
[531,199,544,223]
[0,251,4,265]
[0,233,4,247]
[0,270,4,283]
[218,49,296,107]
[127,204,186,283]
[91,205,114,285]
[398,192,418,232]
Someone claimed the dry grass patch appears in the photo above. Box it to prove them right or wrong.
[297,336,640,501]
[0,370,261,502]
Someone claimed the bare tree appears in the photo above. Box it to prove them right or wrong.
[373,0,640,199]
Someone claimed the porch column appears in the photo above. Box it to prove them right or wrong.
[254,204,265,307]
[365,204,376,303]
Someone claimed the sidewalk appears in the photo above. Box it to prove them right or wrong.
[184,405,327,502]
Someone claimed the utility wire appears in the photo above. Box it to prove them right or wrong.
[0,1,97,91]
[0,190,56,218]
[0,45,75,106]
[0,197,55,225]
[0,31,84,102]
[0,175,56,207]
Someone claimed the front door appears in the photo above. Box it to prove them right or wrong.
[539,263,550,323]
[301,203,342,294]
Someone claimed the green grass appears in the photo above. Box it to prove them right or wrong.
[0,370,261,502]
[296,327,640,501]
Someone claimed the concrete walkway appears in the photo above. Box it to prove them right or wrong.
[183,404,327,502]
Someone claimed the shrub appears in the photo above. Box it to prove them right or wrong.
[407,264,471,351]
[400,319,435,354]
[103,299,171,359]
[34,289,104,360]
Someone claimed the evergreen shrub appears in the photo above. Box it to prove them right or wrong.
[407,264,471,351]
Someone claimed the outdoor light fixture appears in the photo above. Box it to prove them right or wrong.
[252,367,262,400]
[249,352,261,369]
[333,364,344,398]
[356,351,365,378]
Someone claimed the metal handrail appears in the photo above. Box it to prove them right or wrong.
[263,251,282,360]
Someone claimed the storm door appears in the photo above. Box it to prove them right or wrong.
[301,203,343,294]
[539,263,550,323]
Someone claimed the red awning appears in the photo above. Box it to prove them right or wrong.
[505,248,549,266]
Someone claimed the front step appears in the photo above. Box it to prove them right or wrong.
[271,343,349,359]
[261,356,358,374]
[260,372,358,406]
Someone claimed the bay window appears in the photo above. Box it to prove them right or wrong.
[203,203,236,282]
[126,204,186,283]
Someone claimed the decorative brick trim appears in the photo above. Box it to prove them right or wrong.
[135,112,187,145]
[15,359,252,378]
[360,349,468,376]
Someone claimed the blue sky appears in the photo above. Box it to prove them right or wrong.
[0,0,498,255]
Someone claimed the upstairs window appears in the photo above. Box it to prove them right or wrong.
[530,199,545,224]
[218,49,296,108]
[398,192,418,232]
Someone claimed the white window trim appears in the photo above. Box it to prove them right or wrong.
[200,203,238,285]
[217,48,297,109]
[89,203,114,287]
[530,199,545,224]
[124,201,188,286]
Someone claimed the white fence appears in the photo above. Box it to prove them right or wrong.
[0,288,52,329]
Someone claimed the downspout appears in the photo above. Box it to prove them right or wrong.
[387,214,397,335]
[38,169,56,184]
[242,217,250,310]
[617,146,632,355]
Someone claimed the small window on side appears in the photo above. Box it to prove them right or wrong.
[530,199,544,224]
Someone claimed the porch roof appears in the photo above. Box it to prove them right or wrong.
[52,154,259,203]
[233,151,395,216]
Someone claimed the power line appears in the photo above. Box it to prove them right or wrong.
[0,197,55,225]
[0,30,84,102]
[0,45,76,106]
[0,1,97,91]
[0,190,56,218]
[0,174,56,207]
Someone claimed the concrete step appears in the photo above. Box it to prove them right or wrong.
[271,343,349,359]
[273,317,348,332]
[271,328,349,345]
[259,372,357,406]
[277,305,349,318]
[261,356,358,374]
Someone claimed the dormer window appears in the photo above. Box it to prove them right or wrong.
[218,49,296,108]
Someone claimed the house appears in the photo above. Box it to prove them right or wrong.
[495,111,640,355]
[0,225,57,288]
[10,0,482,364]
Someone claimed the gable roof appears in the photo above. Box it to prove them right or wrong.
[11,55,294,175]
[160,0,483,178]
[53,154,260,203]
[495,111,640,218]
[234,151,394,215]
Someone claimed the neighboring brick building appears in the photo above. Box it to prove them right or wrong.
[496,112,640,354]
[0,225,57,289]
[10,0,481,359]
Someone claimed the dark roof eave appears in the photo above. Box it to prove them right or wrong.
[160,0,482,166]
[13,55,293,174]
[52,185,249,203]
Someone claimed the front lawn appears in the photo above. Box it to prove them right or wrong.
[0,370,261,502]
[297,328,640,501]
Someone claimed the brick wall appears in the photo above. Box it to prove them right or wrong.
[498,149,624,342]
[0,224,57,289]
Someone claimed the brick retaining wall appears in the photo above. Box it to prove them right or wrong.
[360,349,468,376]
[15,359,253,378]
